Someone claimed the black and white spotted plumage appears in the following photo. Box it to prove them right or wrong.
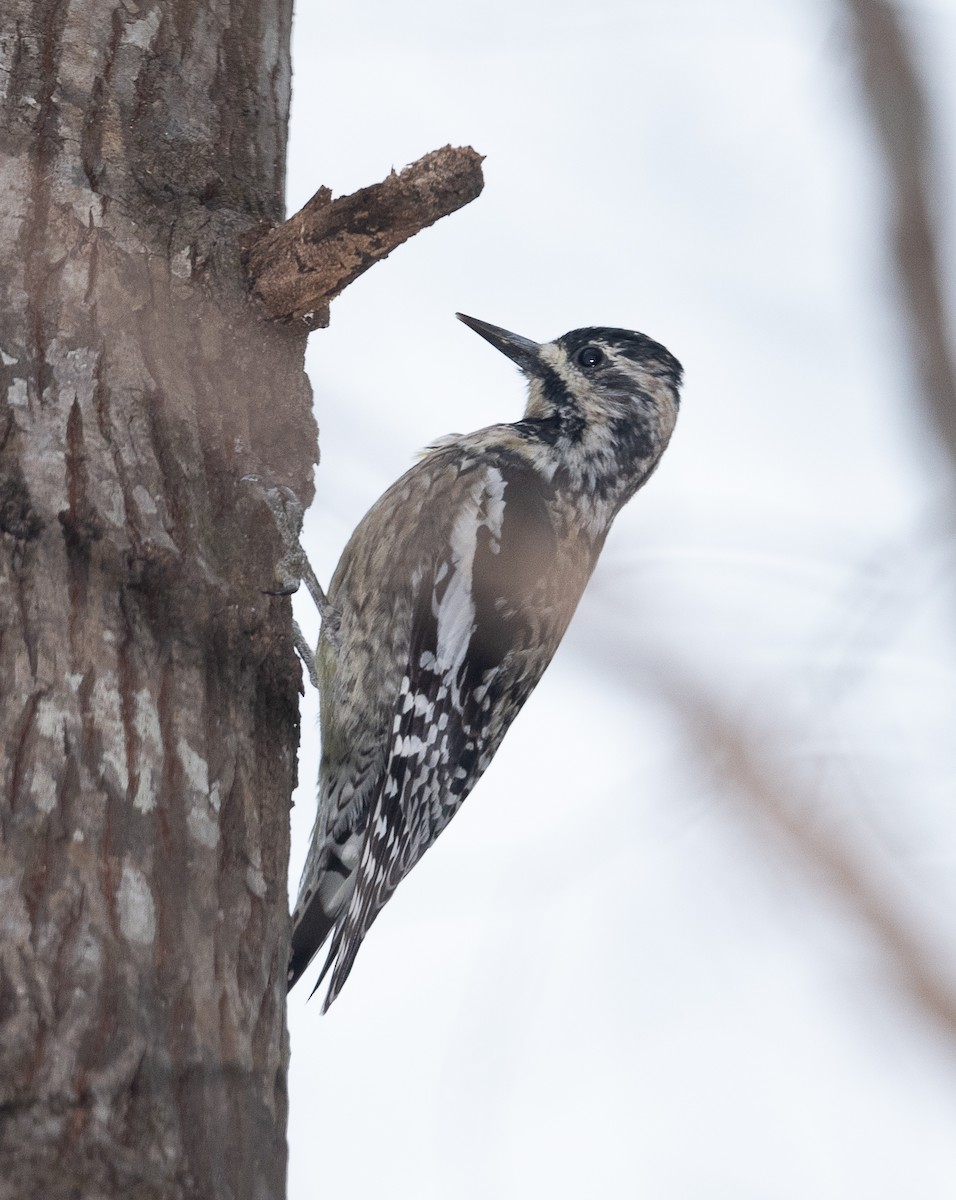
[288,315,683,1008]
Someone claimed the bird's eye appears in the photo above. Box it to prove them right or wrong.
[577,346,604,369]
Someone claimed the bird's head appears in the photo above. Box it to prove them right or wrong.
[457,313,682,502]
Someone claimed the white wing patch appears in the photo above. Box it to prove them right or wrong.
[320,465,513,1006]
[428,465,505,679]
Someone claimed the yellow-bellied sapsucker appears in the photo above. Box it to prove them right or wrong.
[288,314,682,1008]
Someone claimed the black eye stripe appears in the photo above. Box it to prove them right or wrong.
[556,328,683,387]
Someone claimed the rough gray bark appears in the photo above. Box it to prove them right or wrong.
[0,4,314,1197]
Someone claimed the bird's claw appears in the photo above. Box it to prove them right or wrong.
[243,473,340,687]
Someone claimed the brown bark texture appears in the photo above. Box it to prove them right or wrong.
[0,3,316,1198]
[242,145,485,326]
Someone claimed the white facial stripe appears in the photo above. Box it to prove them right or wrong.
[538,342,588,402]
[541,341,664,392]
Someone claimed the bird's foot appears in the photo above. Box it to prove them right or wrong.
[242,474,341,683]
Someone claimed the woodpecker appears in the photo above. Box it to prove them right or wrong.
[288,314,682,1008]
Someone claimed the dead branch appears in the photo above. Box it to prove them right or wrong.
[242,145,485,326]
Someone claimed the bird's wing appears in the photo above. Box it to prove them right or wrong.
[319,457,559,1008]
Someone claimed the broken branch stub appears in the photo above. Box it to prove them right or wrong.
[242,145,485,326]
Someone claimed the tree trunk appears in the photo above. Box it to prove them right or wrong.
[0,4,314,1197]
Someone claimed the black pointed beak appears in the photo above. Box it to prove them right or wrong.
[456,313,543,376]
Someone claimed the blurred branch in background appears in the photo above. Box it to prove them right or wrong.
[844,0,956,467]
[586,605,956,1046]
[686,689,956,1041]
[686,0,956,1038]
[599,0,956,1049]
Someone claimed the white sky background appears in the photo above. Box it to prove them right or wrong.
[283,1,956,1196]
